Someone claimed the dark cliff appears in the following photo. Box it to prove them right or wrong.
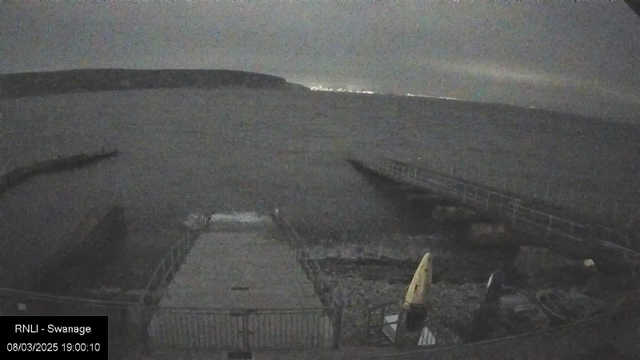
[0,69,308,99]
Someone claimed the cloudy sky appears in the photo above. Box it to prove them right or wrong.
[1,0,639,119]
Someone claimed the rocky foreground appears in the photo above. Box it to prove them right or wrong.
[300,232,623,348]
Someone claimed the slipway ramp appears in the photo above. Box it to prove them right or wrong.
[146,212,333,351]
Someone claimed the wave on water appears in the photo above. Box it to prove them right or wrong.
[208,211,272,223]
[182,211,273,230]
[183,213,209,230]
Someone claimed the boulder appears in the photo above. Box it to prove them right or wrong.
[467,222,515,247]
[432,206,478,223]
[499,293,549,331]
[514,246,582,274]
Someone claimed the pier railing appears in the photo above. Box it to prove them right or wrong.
[354,156,640,274]
[139,228,201,307]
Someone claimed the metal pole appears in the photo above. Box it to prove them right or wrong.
[242,311,251,352]
[394,306,407,349]
[485,191,490,212]
[545,181,550,199]
[463,184,467,203]
[332,304,343,350]
[140,305,151,353]
[296,234,300,261]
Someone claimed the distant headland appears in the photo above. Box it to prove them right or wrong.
[0,69,309,99]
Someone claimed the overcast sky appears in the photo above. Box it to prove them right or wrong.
[1,0,639,119]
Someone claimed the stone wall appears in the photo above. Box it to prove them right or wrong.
[0,149,118,195]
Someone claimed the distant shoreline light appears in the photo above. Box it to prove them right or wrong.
[309,86,462,101]
[309,85,374,94]
[406,93,462,101]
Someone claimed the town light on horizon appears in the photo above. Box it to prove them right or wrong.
[309,85,375,94]
[310,85,465,101]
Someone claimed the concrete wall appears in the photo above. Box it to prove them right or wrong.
[4,204,126,292]
[0,204,129,341]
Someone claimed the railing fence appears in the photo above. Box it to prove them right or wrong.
[356,152,639,236]
[357,156,640,274]
[139,229,200,307]
[145,306,337,351]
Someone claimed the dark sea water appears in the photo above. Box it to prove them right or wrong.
[1,89,639,293]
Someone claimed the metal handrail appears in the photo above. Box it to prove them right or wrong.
[360,157,640,269]
[369,158,634,241]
